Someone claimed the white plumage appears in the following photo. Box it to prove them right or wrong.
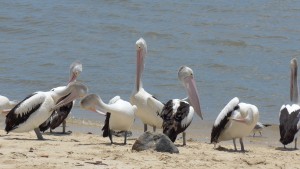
[211,97,259,151]
[0,95,18,114]
[5,82,88,140]
[130,37,164,132]
[80,94,137,144]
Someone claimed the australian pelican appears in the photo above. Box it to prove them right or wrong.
[39,61,82,133]
[80,94,136,144]
[279,58,300,149]
[211,97,259,151]
[130,38,164,132]
[5,82,88,140]
[151,66,202,145]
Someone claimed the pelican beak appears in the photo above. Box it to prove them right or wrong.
[53,92,82,110]
[88,107,106,116]
[136,49,144,91]
[68,73,77,84]
[231,118,247,124]
[183,76,202,119]
[290,59,298,103]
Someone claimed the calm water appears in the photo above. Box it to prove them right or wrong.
[1,1,300,124]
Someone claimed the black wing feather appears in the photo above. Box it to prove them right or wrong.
[279,108,300,145]
[160,100,190,142]
[5,93,41,133]
[210,105,239,143]
[102,112,111,137]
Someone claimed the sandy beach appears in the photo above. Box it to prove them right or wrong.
[0,117,299,169]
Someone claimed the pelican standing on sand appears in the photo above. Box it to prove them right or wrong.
[0,95,18,114]
[211,97,259,151]
[279,58,300,149]
[80,94,137,144]
[151,66,202,145]
[5,82,88,140]
[130,38,164,132]
[39,61,82,133]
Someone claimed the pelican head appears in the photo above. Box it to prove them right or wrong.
[52,82,88,110]
[135,38,147,91]
[178,66,203,120]
[290,58,298,103]
[80,94,106,115]
[69,61,83,83]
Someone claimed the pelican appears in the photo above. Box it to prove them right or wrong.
[80,94,137,144]
[279,58,300,149]
[252,122,271,137]
[130,38,164,132]
[5,82,88,140]
[0,95,18,114]
[211,97,259,151]
[39,61,82,133]
[151,66,202,145]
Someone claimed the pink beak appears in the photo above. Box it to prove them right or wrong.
[136,49,144,91]
[183,76,203,119]
[89,107,106,116]
[68,73,77,84]
[53,92,79,110]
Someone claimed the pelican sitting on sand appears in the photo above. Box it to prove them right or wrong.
[211,97,259,151]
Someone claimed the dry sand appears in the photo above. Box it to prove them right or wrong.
[0,119,299,169]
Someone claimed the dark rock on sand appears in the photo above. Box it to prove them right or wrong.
[132,131,179,153]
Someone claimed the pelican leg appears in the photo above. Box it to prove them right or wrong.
[253,133,255,137]
[182,132,186,146]
[62,120,66,133]
[295,138,298,149]
[109,130,113,144]
[284,145,286,149]
[259,131,262,136]
[233,139,237,151]
[124,131,127,145]
[153,126,156,132]
[34,128,44,140]
[240,138,245,152]
[144,124,147,132]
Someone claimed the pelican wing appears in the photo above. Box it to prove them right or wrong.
[279,105,300,145]
[5,93,45,133]
[160,99,192,142]
[146,96,164,116]
[49,101,73,130]
[210,97,239,143]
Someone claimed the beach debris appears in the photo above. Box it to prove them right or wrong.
[29,147,34,152]
[132,131,179,153]
[85,161,107,166]
[70,139,80,142]
[241,157,267,166]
